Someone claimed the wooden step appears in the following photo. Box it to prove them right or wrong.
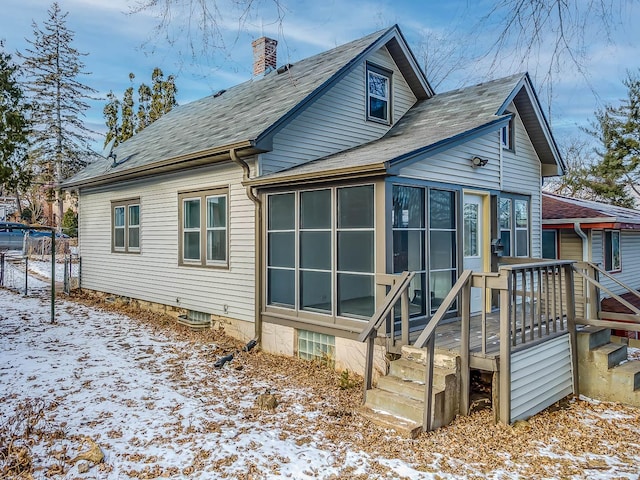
[592,343,628,369]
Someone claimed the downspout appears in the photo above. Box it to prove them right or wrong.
[573,222,589,262]
[230,148,263,345]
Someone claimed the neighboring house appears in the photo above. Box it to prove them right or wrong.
[62,25,564,374]
[542,192,640,341]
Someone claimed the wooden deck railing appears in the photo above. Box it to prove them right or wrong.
[360,259,580,431]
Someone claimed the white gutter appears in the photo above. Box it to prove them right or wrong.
[573,222,589,261]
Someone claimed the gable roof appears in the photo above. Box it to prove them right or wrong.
[248,73,564,187]
[63,25,432,189]
[542,192,640,229]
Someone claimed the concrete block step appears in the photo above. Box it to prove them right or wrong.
[377,373,456,402]
[365,386,446,425]
[389,358,456,384]
[359,406,422,439]
[612,361,640,391]
[592,343,628,369]
[577,325,611,352]
[401,345,460,370]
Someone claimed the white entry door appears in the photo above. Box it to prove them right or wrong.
[463,194,485,313]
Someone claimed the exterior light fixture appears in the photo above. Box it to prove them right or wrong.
[471,156,488,167]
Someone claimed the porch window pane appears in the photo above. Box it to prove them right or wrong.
[268,269,294,307]
[300,231,331,270]
[516,230,528,257]
[501,231,512,256]
[184,232,200,260]
[430,190,455,229]
[430,270,456,313]
[268,232,294,268]
[409,273,426,317]
[430,231,456,270]
[300,270,331,313]
[269,193,294,230]
[338,231,374,272]
[542,230,557,259]
[393,230,423,272]
[338,185,374,228]
[499,198,511,229]
[301,189,331,229]
[515,200,528,227]
[337,273,374,317]
[392,185,424,228]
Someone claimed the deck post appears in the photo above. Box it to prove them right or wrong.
[499,271,512,425]
[364,335,374,394]
[460,277,471,417]
[401,288,410,346]
[563,263,579,396]
[422,335,435,432]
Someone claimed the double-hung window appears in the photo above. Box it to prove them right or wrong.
[366,63,391,124]
[112,199,140,253]
[179,187,228,267]
[604,230,621,272]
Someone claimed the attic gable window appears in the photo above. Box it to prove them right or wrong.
[366,63,391,124]
[501,114,514,151]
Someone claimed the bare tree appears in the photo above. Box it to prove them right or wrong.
[129,0,286,61]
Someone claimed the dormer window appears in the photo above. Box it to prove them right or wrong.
[366,63,391,124]
[501,114,514,151]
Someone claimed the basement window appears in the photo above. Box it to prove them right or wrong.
[297,329,335,365]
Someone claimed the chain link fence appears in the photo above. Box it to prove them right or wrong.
[0,238,80,295]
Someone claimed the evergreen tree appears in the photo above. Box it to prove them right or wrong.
[589,71,640,207]
[103,68,177,146]
[0,44,31,195]
[18,2,98,227]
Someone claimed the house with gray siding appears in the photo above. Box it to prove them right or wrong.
[64,25,582,430]
[542,192,640,342]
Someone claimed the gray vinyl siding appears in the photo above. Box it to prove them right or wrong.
[510,334,573,421]
[78,162,256,322]
[396,132,501,188]
[501,109,543,258]
[592,229,640,297]
[260,46,417,175]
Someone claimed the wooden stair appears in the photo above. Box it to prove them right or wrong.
[361,346,461,437]
[577,326,640,406]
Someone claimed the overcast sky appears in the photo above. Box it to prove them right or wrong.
[2,0,639,153]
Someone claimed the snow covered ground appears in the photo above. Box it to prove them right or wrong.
[1,284,640,479]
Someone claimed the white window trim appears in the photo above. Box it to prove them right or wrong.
[366,63,392,125]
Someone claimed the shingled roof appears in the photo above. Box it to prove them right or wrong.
[248,73,563,186]
[64,25,432,188]
[542,192,640,228]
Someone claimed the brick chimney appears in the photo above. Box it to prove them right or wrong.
[252,37,278,75]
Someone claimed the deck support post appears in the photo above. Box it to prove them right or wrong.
[460,279,471,417]
[564,264,579,396]
[364,335,375,395]
[422,335,435,432]
[499,271,512,425]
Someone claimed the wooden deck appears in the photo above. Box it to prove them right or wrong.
[424,309,569,371]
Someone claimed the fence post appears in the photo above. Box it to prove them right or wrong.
[0,252,4,287]
[24,255,28,296]
[63,255,69,294]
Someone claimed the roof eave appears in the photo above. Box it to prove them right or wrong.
[62,140,256,190]
[246,163,387,189]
